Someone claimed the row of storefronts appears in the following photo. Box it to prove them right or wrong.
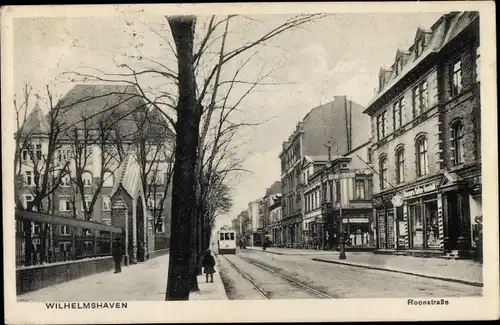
[374,167,481,256]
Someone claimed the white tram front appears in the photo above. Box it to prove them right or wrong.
[217,228,236,254]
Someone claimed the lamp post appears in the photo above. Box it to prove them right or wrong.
[337,201,346,260]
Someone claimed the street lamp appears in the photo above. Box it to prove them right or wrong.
[337,200,347,260]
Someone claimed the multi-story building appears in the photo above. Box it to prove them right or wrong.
[301,155,329,248]
[17,84,173,251]
[261,180,281,240]
[248,199,261,246]
[321,141,375,250]
[279,96,369,247]
[363,12,480,257]
[268,194,282,245]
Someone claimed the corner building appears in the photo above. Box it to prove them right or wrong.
[364,12,480,257]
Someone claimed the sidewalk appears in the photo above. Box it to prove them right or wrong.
[246,246,335,255]
[246,246,482,286]
[18,253,228,301]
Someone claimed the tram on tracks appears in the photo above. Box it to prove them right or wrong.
[217,227,236,254]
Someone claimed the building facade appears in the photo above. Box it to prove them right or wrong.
[321,142,375,250]
[268,195,283,245]
[364,12,480,257]
[248,199,261,246]
[279,96,369,247]
[16,84,173,253]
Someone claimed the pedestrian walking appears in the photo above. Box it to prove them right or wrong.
[202,249,216,283]
[112,238,124,273]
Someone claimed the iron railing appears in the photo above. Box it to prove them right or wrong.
[15,209,123,268]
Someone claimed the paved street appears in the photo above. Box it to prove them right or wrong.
[17,254,227,301]
[218,249,482,299]
[246,246,483,285]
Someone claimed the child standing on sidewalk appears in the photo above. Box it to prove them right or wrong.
[202,249,216,283]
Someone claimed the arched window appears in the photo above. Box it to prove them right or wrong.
[379,156,388,190]
[451,120,464,165]
[395,147,405,184]
[82,171,93,187]
[102,171,114,187]
[416,136,428,176]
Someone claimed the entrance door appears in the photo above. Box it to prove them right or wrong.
[409,203,423,249]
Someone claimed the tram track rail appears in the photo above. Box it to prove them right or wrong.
[219,254,270,299]
[220,253,335,299]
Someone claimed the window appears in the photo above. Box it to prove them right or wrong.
[102,171,114,187]
[393,98,403,130]
[224,233,230,240]
[379,157,388,190]
[376,110,388,141]
[60,175,71,187]
[450,59,462,96]
[396,148,405,184]
[59,196,71,212]
[395,59,403,75]
[475,45,480,82]
[22,148,29,161]
[24,195,34,209]
[416,136,428,176]
[82,195,92,212]
[355,180,366,200]
[82,172,93,187]
[230,233,235,240]
[413,81,428,117]
[102,196,111,211]
[60,225,70,236]
[25,171,33,186]
[367,147,373,163]
[335,181,341,203]
[474,115,481,158]
[36,144,42,160]
[155,193,164,208]
[451,120,464,165]
[415,37,425,57]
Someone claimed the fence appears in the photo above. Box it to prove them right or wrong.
[15,209,123,268]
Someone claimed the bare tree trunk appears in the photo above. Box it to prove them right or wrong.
[166,15,200,301]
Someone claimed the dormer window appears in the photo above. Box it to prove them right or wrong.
[379,75,385,91]
[415,37,426,57]
[395,59,403,75]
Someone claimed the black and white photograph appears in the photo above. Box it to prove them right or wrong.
[2,2,498,324]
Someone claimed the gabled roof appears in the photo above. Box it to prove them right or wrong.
[365,11,479,114]
[110,152,143,200]
[21,103,50,135]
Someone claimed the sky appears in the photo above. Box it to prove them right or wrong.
[12,10,447,229]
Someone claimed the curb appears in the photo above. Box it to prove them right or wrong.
[312,258,483,287]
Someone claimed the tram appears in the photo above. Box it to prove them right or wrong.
[217,227,236,255]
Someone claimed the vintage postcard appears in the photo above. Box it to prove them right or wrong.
[2,2,499,324]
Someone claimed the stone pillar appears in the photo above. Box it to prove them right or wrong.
[111,198,129,265]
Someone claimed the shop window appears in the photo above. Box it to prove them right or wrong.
[450,58,462,97]
[424,200,440,249]
[451,120,465,165]
[415,136,428,177]
[395,147,405,184]
[379,157,388,190]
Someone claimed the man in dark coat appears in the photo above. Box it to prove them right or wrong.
[112,238,124,273]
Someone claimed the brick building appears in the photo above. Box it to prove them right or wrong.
[363,12,480,257]
[17,84,173,252]
[279,96,369,247]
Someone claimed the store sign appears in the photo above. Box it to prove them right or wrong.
[343,218,369,224]
[403,182,437,198]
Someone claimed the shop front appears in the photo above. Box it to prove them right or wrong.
[373,194,395,250]
[281,215,302,247]
[403,180,443,252]
[341,210,374,247]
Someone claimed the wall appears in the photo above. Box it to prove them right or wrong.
[17,256,115,295]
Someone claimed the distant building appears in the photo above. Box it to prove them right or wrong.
[248,200,261,246]
[268,194,283,245]
[364,12,480,257]
[261,181,281,239]
[279,96,369,247]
